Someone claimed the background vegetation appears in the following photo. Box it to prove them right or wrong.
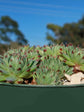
[0,15,84,55]
[46,16,84,47]
[0,16,28,55]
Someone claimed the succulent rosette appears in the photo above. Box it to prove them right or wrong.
[59,44,84,72]
[0,51,39,84]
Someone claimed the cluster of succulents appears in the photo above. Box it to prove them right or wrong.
[7,45,40,61]
[33,57,73,85]
[0,43,84,85]
[35,44,65,61]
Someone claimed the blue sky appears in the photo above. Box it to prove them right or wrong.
[0,0,84,46]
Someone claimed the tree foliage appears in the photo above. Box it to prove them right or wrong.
[0,16,28,45]
[46,16,84,47]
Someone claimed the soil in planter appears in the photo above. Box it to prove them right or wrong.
[23,77,37,85]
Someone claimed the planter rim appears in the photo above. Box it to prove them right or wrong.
[0,82,84,88]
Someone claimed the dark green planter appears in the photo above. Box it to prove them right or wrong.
[0,83,84,112]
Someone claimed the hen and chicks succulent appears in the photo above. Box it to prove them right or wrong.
[0,43,84,85]
[0,47,39,84]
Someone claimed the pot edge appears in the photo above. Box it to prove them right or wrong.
[0,82,84,88]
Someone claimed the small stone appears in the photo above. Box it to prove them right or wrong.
[64,72,84,85]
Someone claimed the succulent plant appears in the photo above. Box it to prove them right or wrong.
[7,45,40,61]
[1,44,83,85]
[33,56,73,85]
[0,51,39,84]
[59,44,84,72]
[35,44,65,61]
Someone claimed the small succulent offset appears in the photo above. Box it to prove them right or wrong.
[0,51,39,84]
[33,56,73,85]
[59,44,84,72]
